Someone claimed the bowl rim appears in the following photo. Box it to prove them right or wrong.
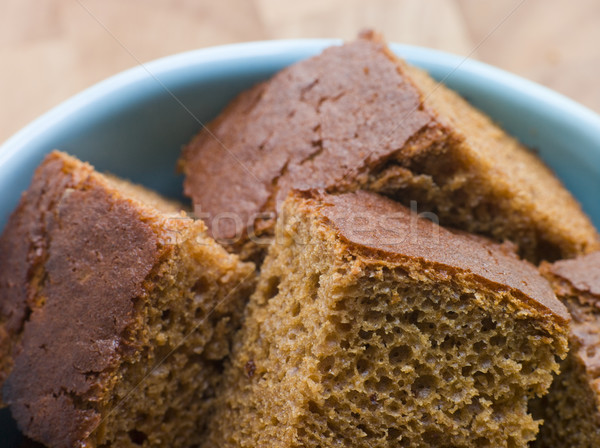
[2,38,600,167]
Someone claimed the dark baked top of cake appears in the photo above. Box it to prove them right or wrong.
[296,189,570,323]
[181,32,433,240]
[0,152,165,444]
[542,251,600,377]
[547,251,600,297]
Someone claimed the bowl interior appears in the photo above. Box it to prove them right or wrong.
[1,39,600,440]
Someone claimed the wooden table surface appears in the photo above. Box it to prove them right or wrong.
[1,0,599,144]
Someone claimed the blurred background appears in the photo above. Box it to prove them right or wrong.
[1,0,599,144]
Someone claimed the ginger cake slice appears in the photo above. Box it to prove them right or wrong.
[204,190,569,448]
[0,151,256,448]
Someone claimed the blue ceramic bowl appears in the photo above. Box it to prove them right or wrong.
[1,39,600,442]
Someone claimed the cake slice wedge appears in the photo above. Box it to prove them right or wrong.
[0,151,256,448]
[532,251,600,447]
[204,190,569,448]
[180,31,599,263]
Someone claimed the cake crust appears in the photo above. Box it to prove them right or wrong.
[3,166,161,444]
[181,33,433,249]
[544,252,600,377]
[547,251,600,297]
[0,153,98,397]
[298,190,569,323]
[533,251,600,447]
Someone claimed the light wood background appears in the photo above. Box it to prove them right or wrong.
[1,0,599,144]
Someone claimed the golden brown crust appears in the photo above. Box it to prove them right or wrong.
[546,251,600,297]
[535,252,600,446]
[180,34,438,247]
[4,172,161,445]
[0,153,95,400]
[295,189,570,324]
[540,252,600,376]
